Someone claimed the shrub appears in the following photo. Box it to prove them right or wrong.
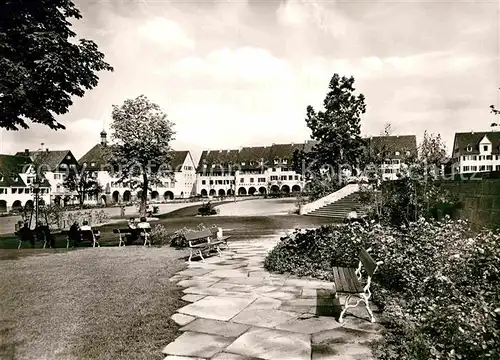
[264,219,500,360]
[149,224,170,245]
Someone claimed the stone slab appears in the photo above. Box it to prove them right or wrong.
[162,331,233,358]
[164,356,205,360]
[285,278,335,290]
[261,291,297,301]
[177,268,214,277]
[181,294,206,303]
[177,278,221,288]
[231,308,298,328]
[226,327,311,360]
[212,353,260,360]
[311,342,374,360]
[171,313,196,326]
[183,287,226,296]
[181,318,250,338]
[312,327,383,345]
[276,316,341,334]
[178,296,255,321]
[208,269,249,278]
[246,297,282,310]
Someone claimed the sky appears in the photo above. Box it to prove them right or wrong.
[1,0,499,163]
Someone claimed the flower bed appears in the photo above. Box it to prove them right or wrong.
[264,219,500,360]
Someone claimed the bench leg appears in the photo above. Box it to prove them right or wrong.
[66,237,69,249]
[198,249,205,263]
[43,240,47,249]
[215,245,222,257]
[188,248,193,263]
[18,240,22,249]
[339,294,375,323]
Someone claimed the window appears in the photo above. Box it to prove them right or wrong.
[479,165,486,171]
[217,180,223,185]
[280,175,287,180]
[472,155,477,160]
[405,151,411,156]
[288,175,293,180]
[170,182,175,187]
[496,165,500,171]
[479,156,483,160]
[283,159,288,164]
[258,178,266,183]
[486,155,492,160]
[0,189,3,194]
[211,164,215,168]
[384,160,391,165]
[272,168,276,172]
[240,178,244,183]
[483,145,489,151]
[241,162,246,166]
[462,166,470,172]
[250,178,254,183]
[496,155,499,160]
[384,169,393,174]
[209,180,214,185]
[295,175,299,180]
[395,151,400,156]
[202,180,206,185]
[19,188,24,194]
[12,188,17,194]
[471,166,478,171]
[282,167,288,172]
[54,173,61,180]
[274,159,279,164]
[203,164,207,168]
[91,162,96,167]
[487,165,493,171]
[462,156,466,161]
[466,145,472,152]
[66,155,71,160]
[392,159,400,164]
[270,176,278,181]
[83,162,87,166]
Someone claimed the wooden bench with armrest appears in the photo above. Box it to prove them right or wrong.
[113,227,151,247]
[185,229,229,263]
[209,226,231,249]
[63,229,100,248]
[332,248,383,323]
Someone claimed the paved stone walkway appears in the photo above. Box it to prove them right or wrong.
[163,238,383,360]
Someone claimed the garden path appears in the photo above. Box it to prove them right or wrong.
[162,237,383,360]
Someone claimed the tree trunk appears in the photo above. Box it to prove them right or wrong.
[140,174,148,217]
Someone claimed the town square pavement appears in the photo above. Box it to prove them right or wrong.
[162,237,384,360]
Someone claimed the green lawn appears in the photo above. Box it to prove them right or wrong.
[0,246,188,360]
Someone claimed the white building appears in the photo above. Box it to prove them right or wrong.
[451,131,500,174]
[196,143,306,197]
[365,135,418,180]
[14,149,80,205]
[78,131,197,204]
[0,154,51,213]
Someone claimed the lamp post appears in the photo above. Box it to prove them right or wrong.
[33,180,40,228]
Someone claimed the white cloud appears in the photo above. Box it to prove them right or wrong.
[138,17,194,49]
[162,47,295,84]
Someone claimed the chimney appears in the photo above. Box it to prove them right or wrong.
[24,149,29,156]
[46,148,49,153]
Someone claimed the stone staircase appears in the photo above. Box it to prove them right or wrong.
[306,192,366,219]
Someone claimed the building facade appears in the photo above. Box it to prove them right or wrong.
[451,131,500,174]
[0,154,51,213]
[78,131,197,204]
[365,135,418,181]
[196,143,307,197]
[15,149,80,205]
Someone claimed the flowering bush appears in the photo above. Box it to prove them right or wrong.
[264,219,500,360]
[169,223,212,248]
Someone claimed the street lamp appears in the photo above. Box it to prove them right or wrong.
[33,180,40,229]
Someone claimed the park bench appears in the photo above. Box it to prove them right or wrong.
[185,228,230,263]
[332,248,383,323]
[113,227,151,247]
[63,229,100,248]
[209,226,231,249]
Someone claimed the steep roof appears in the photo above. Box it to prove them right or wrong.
[0,154,31,186]
[78,144,114,171]
[170,151,189,171]
[15,150,72,171]
[268,143,305,162]
[453,131,500,156]
[366,135,417,159]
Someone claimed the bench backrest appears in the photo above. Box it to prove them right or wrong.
[184,229,212,244]
[80,230,95,241]
[358,248,378,277]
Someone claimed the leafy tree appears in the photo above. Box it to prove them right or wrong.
[293,74,366,194]
[0,0,113,130]
[489,87,499,127]
[418,130,447,177]
[110,95,175,216]
[62,167,102,205]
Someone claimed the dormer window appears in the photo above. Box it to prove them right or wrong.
[274,159,279,164]
[405,151,411,156]
[66,155,71,160]
[466,145,472,152]
[203,164,207,168]
[0,176,3,182]
[211,164,215,168]
[83,162,87,166]
[283,159,288,164]
[395,151,400,156]
[241,162,246,166]
[91,162,96,167]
